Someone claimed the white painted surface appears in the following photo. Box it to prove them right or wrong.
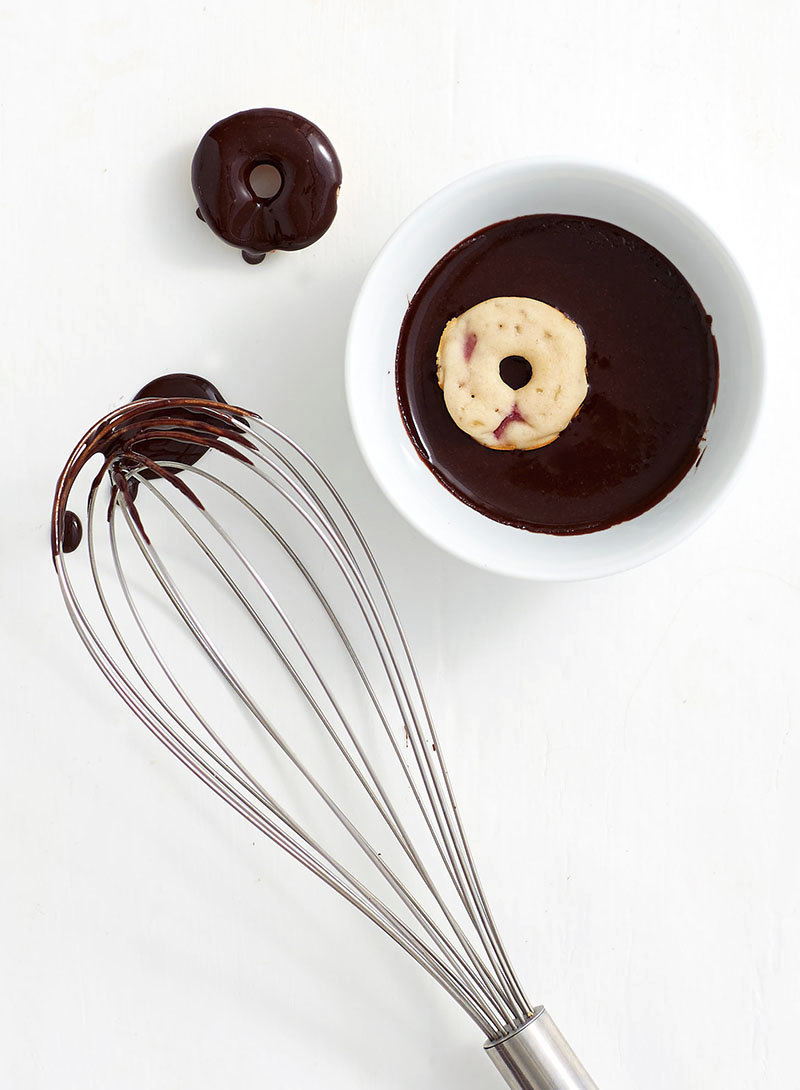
[1,1,797,1088]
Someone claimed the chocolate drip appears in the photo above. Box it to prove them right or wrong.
[62,510,83,553]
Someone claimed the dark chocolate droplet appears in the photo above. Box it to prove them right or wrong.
[62,510,83,553]
[128,373,227,475]
[195,208,205,222]
[133,372,225,405]
[242,250,267,265]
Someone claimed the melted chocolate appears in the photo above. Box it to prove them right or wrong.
[192,108,342,262]
[129,373,226,472]
[396,215,718,535]
[52,375,257,557]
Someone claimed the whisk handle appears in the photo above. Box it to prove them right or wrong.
[485,1007,599,1090]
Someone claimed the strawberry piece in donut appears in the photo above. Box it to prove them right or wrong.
[435,297,588,450]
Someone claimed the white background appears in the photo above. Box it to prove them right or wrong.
[1,1,798,1087]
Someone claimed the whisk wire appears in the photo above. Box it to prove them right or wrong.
[117,476,516,1034]
[177,447,531,1024]
[73,490,502,1035]
[53,401,534,1037]
[249,426,533,1020]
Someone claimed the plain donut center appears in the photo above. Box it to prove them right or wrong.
[499,355,533,390]
[248,162,283,201]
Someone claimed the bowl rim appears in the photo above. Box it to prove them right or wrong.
[345,157,765,580]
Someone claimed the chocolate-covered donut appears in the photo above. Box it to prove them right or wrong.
[191,108,342,264]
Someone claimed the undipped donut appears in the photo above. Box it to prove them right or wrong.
[191,108,342,264]
[436,297,588,450]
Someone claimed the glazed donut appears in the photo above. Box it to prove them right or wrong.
[436,297,588,450]
[191,108,342,264]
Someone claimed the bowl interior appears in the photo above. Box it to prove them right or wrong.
[346,162,762,579]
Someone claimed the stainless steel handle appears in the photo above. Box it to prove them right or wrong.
[485,1007,599,1090]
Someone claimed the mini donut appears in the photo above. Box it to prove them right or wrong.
[435,297,588,450]
[191,108,342,264]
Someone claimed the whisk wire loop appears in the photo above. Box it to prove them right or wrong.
[248,428,532,1018]
[116,479,515,1034]
[52,399,536,1039]
[78,478,502,1034]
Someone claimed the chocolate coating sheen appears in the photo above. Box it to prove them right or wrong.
[396,214,719,535]
[191,108,342,259]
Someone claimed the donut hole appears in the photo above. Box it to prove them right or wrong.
[248,162,283,201]
[499,355,533,390]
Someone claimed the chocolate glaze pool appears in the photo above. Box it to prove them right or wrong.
[396,214,718,534]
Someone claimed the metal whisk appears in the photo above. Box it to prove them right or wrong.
[51,385,599,1090]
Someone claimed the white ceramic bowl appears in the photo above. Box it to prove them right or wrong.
[346,161,763,580]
